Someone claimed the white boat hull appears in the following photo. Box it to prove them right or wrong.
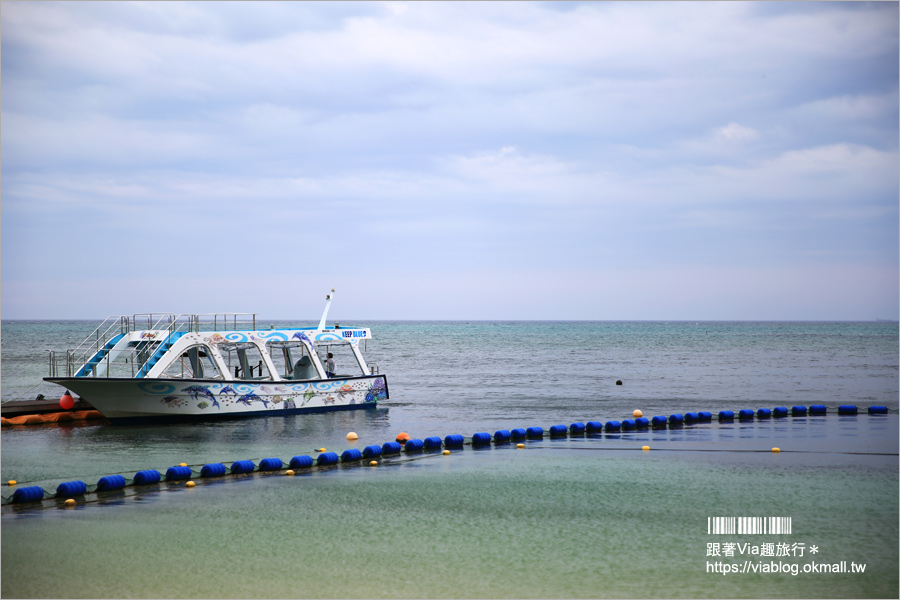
[46,375,388,424]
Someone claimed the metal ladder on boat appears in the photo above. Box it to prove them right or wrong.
[64,316,131,377]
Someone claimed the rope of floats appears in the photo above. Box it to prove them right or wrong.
[3,403,892,507]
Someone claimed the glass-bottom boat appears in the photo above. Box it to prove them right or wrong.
[44,291,388,424]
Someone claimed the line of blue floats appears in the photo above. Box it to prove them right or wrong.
[7,404,891,504]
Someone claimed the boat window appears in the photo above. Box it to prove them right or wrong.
[218,343,272,381]
[266,341,317,380]
[316,343,366,378]
[161,345,224,380]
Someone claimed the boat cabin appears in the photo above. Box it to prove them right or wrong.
[49,313,378,383]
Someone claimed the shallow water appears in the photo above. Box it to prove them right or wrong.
[2,418,897,599]
[1,320,898,598]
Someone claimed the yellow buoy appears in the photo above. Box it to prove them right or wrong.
[516,443,525,449]
[7,480,17,486]
[179,463,188,467]
[633,409,643,418]
[369,461,378,467]
[442,450,450,456]
[772,447,781,453]
[642,445,650,451]
[65,498,76,507]
[285,470,295,476]
[346,431,358,441]
[316,448,326,453]
[185,481,196,488]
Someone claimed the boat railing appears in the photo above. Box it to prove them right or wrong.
[130,313,258,334]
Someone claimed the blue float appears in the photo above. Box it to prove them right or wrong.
[586,421,604,433]
[381,441,402,455]
[423,436,443,450]
[635,417,649,429]
[838,405,857,415]
[403,439,424,452]
[134,470,162,485]
[289,455,314,468]
[166,466,192,481]
[698,411,712,422]
[96,474,127,491]
[444,434,465,447]
[809,405,827,415]
[718,410,734,421]
[200,463,227,477]
[792,405,807,416]
[621,419,636,430]
[738,409,755,420]
[341,449,363,462]
[56,481,87,497]
[757,408,772,418]
[317,452,339,466]
[605,420,621,432]
[651,416,668,428]
[669,414,684,426]
[230,460,256,474]
[362,445,382,458]
[258,458,284,471]
[868,406,888,414]
[773,407,789,418]
[12,486,44,504]
[472,432,492,446]
[526,426,544,438]
[493,430,511,443]
[549,425,567,437]
[510,428,527,440]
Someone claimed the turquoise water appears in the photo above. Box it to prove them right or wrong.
[1,321,898,598]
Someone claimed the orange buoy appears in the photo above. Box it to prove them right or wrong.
[396,432,410,444]
[59,391,75,410]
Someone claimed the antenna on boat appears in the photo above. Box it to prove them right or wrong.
[317,289,335,331]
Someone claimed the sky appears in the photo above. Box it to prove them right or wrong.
[1,1,898,321]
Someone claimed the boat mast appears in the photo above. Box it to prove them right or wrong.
[317,289,335,331]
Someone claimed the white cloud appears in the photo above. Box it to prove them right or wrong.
[1,0,897,319]
[714,123,760,143]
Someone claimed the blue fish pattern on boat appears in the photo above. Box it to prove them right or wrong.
[182,385,220,409]
[236,392,269,408]
[365,379,387,404]
[292,332,313,346]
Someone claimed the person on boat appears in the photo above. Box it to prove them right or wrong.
[325,353,336,378]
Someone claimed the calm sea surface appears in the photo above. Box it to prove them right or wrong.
[2,320,898,598]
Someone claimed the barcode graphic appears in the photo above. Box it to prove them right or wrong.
[707,517,792,535]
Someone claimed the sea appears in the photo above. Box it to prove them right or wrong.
[1,320,898,599]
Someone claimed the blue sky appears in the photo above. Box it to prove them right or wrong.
[2,1,897,320]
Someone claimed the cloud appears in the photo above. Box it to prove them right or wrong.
[713,123,760,143]
[1,0,897,319]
